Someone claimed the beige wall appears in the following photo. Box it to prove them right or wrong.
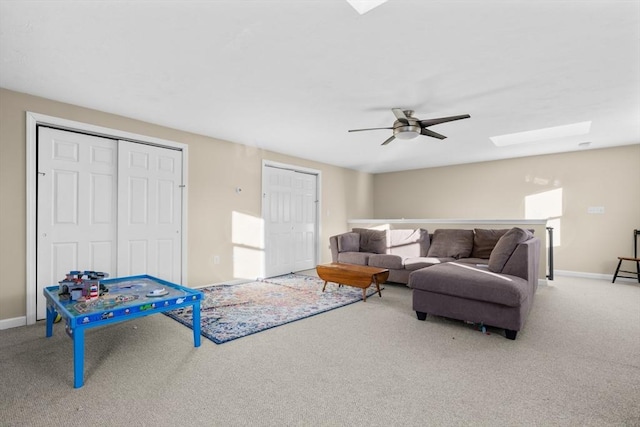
[373,145,640,276]
[0,88,374,321]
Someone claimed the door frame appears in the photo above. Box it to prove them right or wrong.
[26,112,189,325]
[261,160,321,278]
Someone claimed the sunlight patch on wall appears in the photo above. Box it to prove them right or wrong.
[232,211,264,248]
[525,188,562,247]
[233,246,264,280]
[232,211,265,279]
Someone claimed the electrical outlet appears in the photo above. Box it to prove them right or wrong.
[587,206,605,214]
[213,255,220,264]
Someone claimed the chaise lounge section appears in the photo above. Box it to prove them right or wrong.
[409,229,540,340]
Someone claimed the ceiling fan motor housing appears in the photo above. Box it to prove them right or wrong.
[393,118,421,139]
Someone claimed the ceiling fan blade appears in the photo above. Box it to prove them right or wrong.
[420,114,470,127]
[348,127,393,132]
[381,135,396,146]
[421,128,447,140]
[391,108,409,124]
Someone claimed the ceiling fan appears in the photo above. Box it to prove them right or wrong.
[348,108,470,145]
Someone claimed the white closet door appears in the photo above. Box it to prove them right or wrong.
[37,128,117,319]
[292,171,317,272]
[264,167,295,277]
[264,166,318,277]
[117,141,183,283]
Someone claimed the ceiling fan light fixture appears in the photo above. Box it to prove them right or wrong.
[394,125,421,139]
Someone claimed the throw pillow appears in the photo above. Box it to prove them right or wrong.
[488,227,533,273]
[337,232,360,253]
[471,229,509,259]
[426,229,474,259]
[352,228,388,254]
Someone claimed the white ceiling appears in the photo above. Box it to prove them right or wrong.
[1,0,639,173]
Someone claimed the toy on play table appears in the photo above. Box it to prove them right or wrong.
[146,287,169,297]
[58,270,109,302]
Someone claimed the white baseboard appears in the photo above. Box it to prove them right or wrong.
[0,316,27,330]
[554,269,637,283]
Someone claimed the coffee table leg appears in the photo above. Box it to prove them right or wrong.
[374,276,382,298]
[322,281,328,292]
[362,288,367,302]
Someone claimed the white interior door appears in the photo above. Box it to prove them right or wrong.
[264,165,318,277]
[264,167,294,277]
[37,127,117,319]
[292,171,317,271]
[117,141,183,283]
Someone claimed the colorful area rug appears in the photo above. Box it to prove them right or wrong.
[164,273,381,344]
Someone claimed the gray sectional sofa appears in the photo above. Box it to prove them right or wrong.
[329,227,540,339]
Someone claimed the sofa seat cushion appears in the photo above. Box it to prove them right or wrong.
[337,252,372,266]
[455,257,490,265]
[409,262,529,307]
[368,254,404,270]
[403,257,454,271]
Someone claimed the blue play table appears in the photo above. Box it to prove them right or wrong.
[44,275,202,388]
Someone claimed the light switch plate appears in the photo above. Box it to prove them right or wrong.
[587,206,605,214]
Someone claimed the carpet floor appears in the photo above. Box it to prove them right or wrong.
[164,273,382,343]
[1,276,639,426]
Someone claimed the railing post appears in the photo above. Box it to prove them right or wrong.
[546,227,554,280]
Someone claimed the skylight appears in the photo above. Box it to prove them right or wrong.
[490,121,592,147]
[345,0,388,15]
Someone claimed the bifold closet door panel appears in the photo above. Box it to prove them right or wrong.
[117,140,183,283]
[37,127,117,320]
[263,166,318,277]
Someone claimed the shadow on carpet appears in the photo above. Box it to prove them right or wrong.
[164,273,382,344]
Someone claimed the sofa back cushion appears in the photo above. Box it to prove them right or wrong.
[488,227,534,273]
[387,228,430,257]
[427,229,474,259]
[471,229,509,258]
[352,228,388,254]
[337,232,360,253]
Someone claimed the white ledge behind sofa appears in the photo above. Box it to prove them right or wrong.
[347,219,548,286]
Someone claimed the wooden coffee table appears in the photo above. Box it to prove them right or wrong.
[316,263,389,302]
